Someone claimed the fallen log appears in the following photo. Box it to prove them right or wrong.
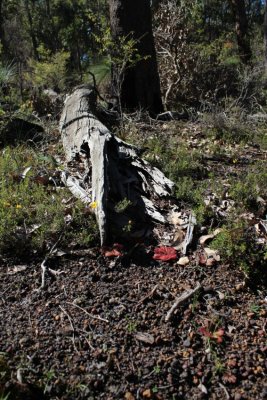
[59,85,174,245]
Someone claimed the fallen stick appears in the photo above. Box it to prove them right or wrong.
[66,301,109,323]
[165,282,202,322]
[59,305,79,354]
[40,233,63,289]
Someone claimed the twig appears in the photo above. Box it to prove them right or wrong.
[134,284,158,311]
[76,328,95,350]
[40,233,63,289]
[165,282,202,322]
[66,301,109,323]
[59,305,79,354]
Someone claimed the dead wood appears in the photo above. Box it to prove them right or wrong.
[60,86,174,245]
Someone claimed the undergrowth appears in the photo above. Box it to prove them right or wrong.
[0,146,98,257]
[211,218,266,277]
[119,117,266,278]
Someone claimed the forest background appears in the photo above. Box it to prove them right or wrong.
[0,1,267,399]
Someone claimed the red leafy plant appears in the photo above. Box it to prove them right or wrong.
[198,326,225,343]
[153,246,177,261]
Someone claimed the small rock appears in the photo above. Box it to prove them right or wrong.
[183,338,191,347]
[135,332,155,345]
[177,256,189,266]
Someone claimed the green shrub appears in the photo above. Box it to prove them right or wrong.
[25,48,70,92]
[211,220,266,275]
[229,167,267,212]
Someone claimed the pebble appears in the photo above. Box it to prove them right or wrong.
[183,338,191,347]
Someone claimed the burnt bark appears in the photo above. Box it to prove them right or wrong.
[108,0,163,115]
[230,0,252,64]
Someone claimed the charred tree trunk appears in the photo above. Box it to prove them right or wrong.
[0,0,3,45]
[230,0,252,64]
[0,0,7,57]
[108,0,163,115]
[24,0,39,60]
[264,0,267,73]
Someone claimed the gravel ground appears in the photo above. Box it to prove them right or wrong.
[0,248,266,400]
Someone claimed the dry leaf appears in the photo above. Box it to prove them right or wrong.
[168,210,183,226]
[198,383,208,394]
[7,265,27,275]
[204,247,220,259]
[103,243,123,258]
[199,234,215,246]
[171,228,185,248]
[142,389,152,398]
[125,392,135,400]
[199,228,222,246]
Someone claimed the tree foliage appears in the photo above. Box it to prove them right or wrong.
[0,0,266,112]
[153,0,265,108]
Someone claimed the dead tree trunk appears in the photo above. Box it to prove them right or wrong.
[60,86,173,245]
[230,0,252,64]
[108,0,163,115]
[264,0,267,73]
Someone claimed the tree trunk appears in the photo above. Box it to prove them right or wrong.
[0,0,3,44]
[264,0,267,73]
[0,0,7,57]
[230,0,252,64]
[24,0,39,60]
[108,0,163,115]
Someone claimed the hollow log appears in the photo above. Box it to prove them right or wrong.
[60,86,174,245]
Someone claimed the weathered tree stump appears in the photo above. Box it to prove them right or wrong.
[60,86,174,245]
